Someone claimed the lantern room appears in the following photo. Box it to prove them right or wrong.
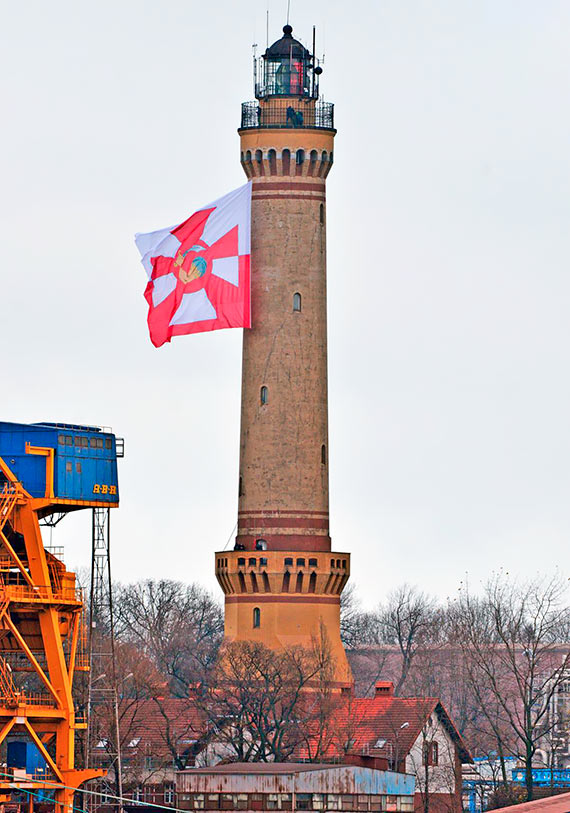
[255,25,321,100]
[242,24,333,131]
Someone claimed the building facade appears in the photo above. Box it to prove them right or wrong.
[177,763,415,813]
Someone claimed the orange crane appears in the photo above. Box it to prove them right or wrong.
[0,421,122,813]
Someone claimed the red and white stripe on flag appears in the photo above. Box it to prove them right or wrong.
[135,182,252,347]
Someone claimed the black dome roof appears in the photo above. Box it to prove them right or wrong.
[265,25,310,59]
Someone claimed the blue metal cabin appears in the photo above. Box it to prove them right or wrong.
[7,741,48,776]
[0,421,120,506]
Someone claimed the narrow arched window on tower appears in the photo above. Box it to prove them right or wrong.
[320,204,324,225]
[309,149,318,176]
[293,292,302,312]
[321,444,327,465]
[282,149,290,175]
[296,149,305,165]
[260,386,268,405]
[239,476,243,496]
[268,149,277,175]
[253,607,261,628]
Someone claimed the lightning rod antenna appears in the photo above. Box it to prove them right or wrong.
[266,5,269,49]
[312,25,316,97]
[287,0,291,25]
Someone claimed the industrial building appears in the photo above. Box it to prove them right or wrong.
[177,764,416,813]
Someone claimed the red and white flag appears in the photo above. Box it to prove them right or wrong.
[135,182,251,347]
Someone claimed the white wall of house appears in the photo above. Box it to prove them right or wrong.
[405,712,457,796]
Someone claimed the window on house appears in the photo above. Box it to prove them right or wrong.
[296,558,305,566]
[309,558,317,567]
[249,558,256,566]
[76,461,82,474]
[321,444,326,464]
[105,438,112,449]
[74,436,81,447]
[238,558,245,566]
[284,557,293,566]
[65,436,72,446]
[165,786,175,805]
[66,461,72,473]
[293,292,302,312]
[58,434,65,445]
[253,607,261,628]
[423,741,439,766]
[260,557,268,566]
[260,386,268,405]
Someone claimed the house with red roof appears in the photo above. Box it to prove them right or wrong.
[297,682,472,813]
[90,684,470,813]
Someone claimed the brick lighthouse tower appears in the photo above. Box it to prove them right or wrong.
[215,24,352,686]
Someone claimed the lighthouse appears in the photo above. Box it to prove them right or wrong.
[215,24,352,686]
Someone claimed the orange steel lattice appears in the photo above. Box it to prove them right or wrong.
[0,455,106,813]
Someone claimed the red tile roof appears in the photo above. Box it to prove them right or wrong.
[297,695,471,764]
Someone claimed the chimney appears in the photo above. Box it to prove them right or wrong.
[375,681,394,697]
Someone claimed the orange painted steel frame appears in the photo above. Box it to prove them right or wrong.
[0,450,107,812]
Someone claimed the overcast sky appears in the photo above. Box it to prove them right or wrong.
[1,0,568,609]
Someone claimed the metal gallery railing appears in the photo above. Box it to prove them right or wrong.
[241,100,334,130]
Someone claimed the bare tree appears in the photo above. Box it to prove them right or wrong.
[341,584,380,650]
[114,579,223,695]
[379,585,440,695]
[196,637,336,763]
[450,573,570,801]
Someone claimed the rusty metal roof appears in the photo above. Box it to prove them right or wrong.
[180,763,339,774]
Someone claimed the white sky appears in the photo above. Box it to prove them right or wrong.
[1,1,569,609]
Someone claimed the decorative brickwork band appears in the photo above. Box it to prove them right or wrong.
[241,148,333,179]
